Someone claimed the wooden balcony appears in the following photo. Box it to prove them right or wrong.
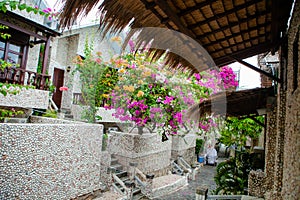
[0,67,51,90]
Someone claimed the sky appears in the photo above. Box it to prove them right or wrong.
[46,0,101,25]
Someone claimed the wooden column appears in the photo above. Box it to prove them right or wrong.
[42,35,50,74]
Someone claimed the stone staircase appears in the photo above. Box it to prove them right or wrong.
[110,156,145,200]
[60,108,74,120]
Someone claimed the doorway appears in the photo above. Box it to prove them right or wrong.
[52,68,65,109]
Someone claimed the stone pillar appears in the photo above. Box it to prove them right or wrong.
[271,89,286,199]
[195,186,208,200]
[191,164,197,181]
[144,174,155,199]
[124,180,135,200]
[248,170,266,198]
[264,107,277,192]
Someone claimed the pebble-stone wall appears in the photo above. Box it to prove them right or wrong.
[249,2,300,199]
[0,88,49,109]
[281,1,300,199]
[248,171,266,198]
[0,122,103,200]
[171,134,196,165]
[108,130,172,177]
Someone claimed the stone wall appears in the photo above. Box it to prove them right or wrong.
[49,25,121,110]
[0,88,49,109]
[108,130,172,177]
[171,134,196,165]
[248,171,267,198]
[253,2,300,199]
[0,122,103,199]
[281,1,300,199]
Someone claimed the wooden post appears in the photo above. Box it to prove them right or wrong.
[42,36,50,74]
[195,186,208,200]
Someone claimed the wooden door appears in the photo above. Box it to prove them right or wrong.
[52,68,64,109]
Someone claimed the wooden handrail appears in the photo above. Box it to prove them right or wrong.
[0,67,51,90]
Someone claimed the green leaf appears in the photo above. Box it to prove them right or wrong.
[26,6,33,13]
[18,4,27,11]
[1,5,7,13]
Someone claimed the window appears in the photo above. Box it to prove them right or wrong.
[0,39,24,66]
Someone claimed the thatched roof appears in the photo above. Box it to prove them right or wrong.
[59,0,293,73]
[196,87,275,118]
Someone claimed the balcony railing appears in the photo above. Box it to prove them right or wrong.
[0,67,50,90]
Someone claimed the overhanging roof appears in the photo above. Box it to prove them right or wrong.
[0,11,61,38]
[59,0,293,73]
[198,87,275,118]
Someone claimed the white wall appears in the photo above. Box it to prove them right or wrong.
[229,55,261,90]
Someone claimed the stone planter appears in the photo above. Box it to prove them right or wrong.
[171,134,196,165]
[0,88,49,109]
[108,130,172,177]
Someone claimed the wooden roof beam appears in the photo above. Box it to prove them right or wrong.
[153,0,196,38]
[230,56,281,82]
[210,35,267,55]
[196,10,269,40]
[188,0,264,29]
[202,22,270,48]
[0,19,47,41]
[214,42,273,66]
[178,0,215,16]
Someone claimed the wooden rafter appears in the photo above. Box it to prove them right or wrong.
[202,22,270,48]
[196,10,269,40]
[153,0,196,38]
[231,56,281,82]
[188,0,264,29]
[178,0,215,17]
[210,35,267,55]
[214,42,273,66]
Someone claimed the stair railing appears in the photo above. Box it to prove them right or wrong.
[112,173,129,195]
[178,156,191,169]
[135,167,147,182]
[171,161,184,175]
[177,157,192,175]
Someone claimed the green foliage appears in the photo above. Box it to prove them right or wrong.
[73,39,118,123]
[42,110,57,118]
[0,0,50,17]
[37,44,45,73]
[0,107,24,121]
[195,138,204,155]
[0,24,10,39]
[219,116,264,149]
[214,116,264,195]
[214,151,253,195]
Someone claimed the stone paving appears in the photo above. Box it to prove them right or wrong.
[154,164,218,200]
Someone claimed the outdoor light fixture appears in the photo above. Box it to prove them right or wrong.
[66,66,71,72]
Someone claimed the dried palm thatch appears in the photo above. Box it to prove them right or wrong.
[59,0,293,73]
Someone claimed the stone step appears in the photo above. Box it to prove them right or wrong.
[120,176,130,182]
[111,158,118,165]
[64,113,73,117]
[133,188,141,195]
[115,170,127,178]
[133,192,145,200]
[111,164,123,171]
